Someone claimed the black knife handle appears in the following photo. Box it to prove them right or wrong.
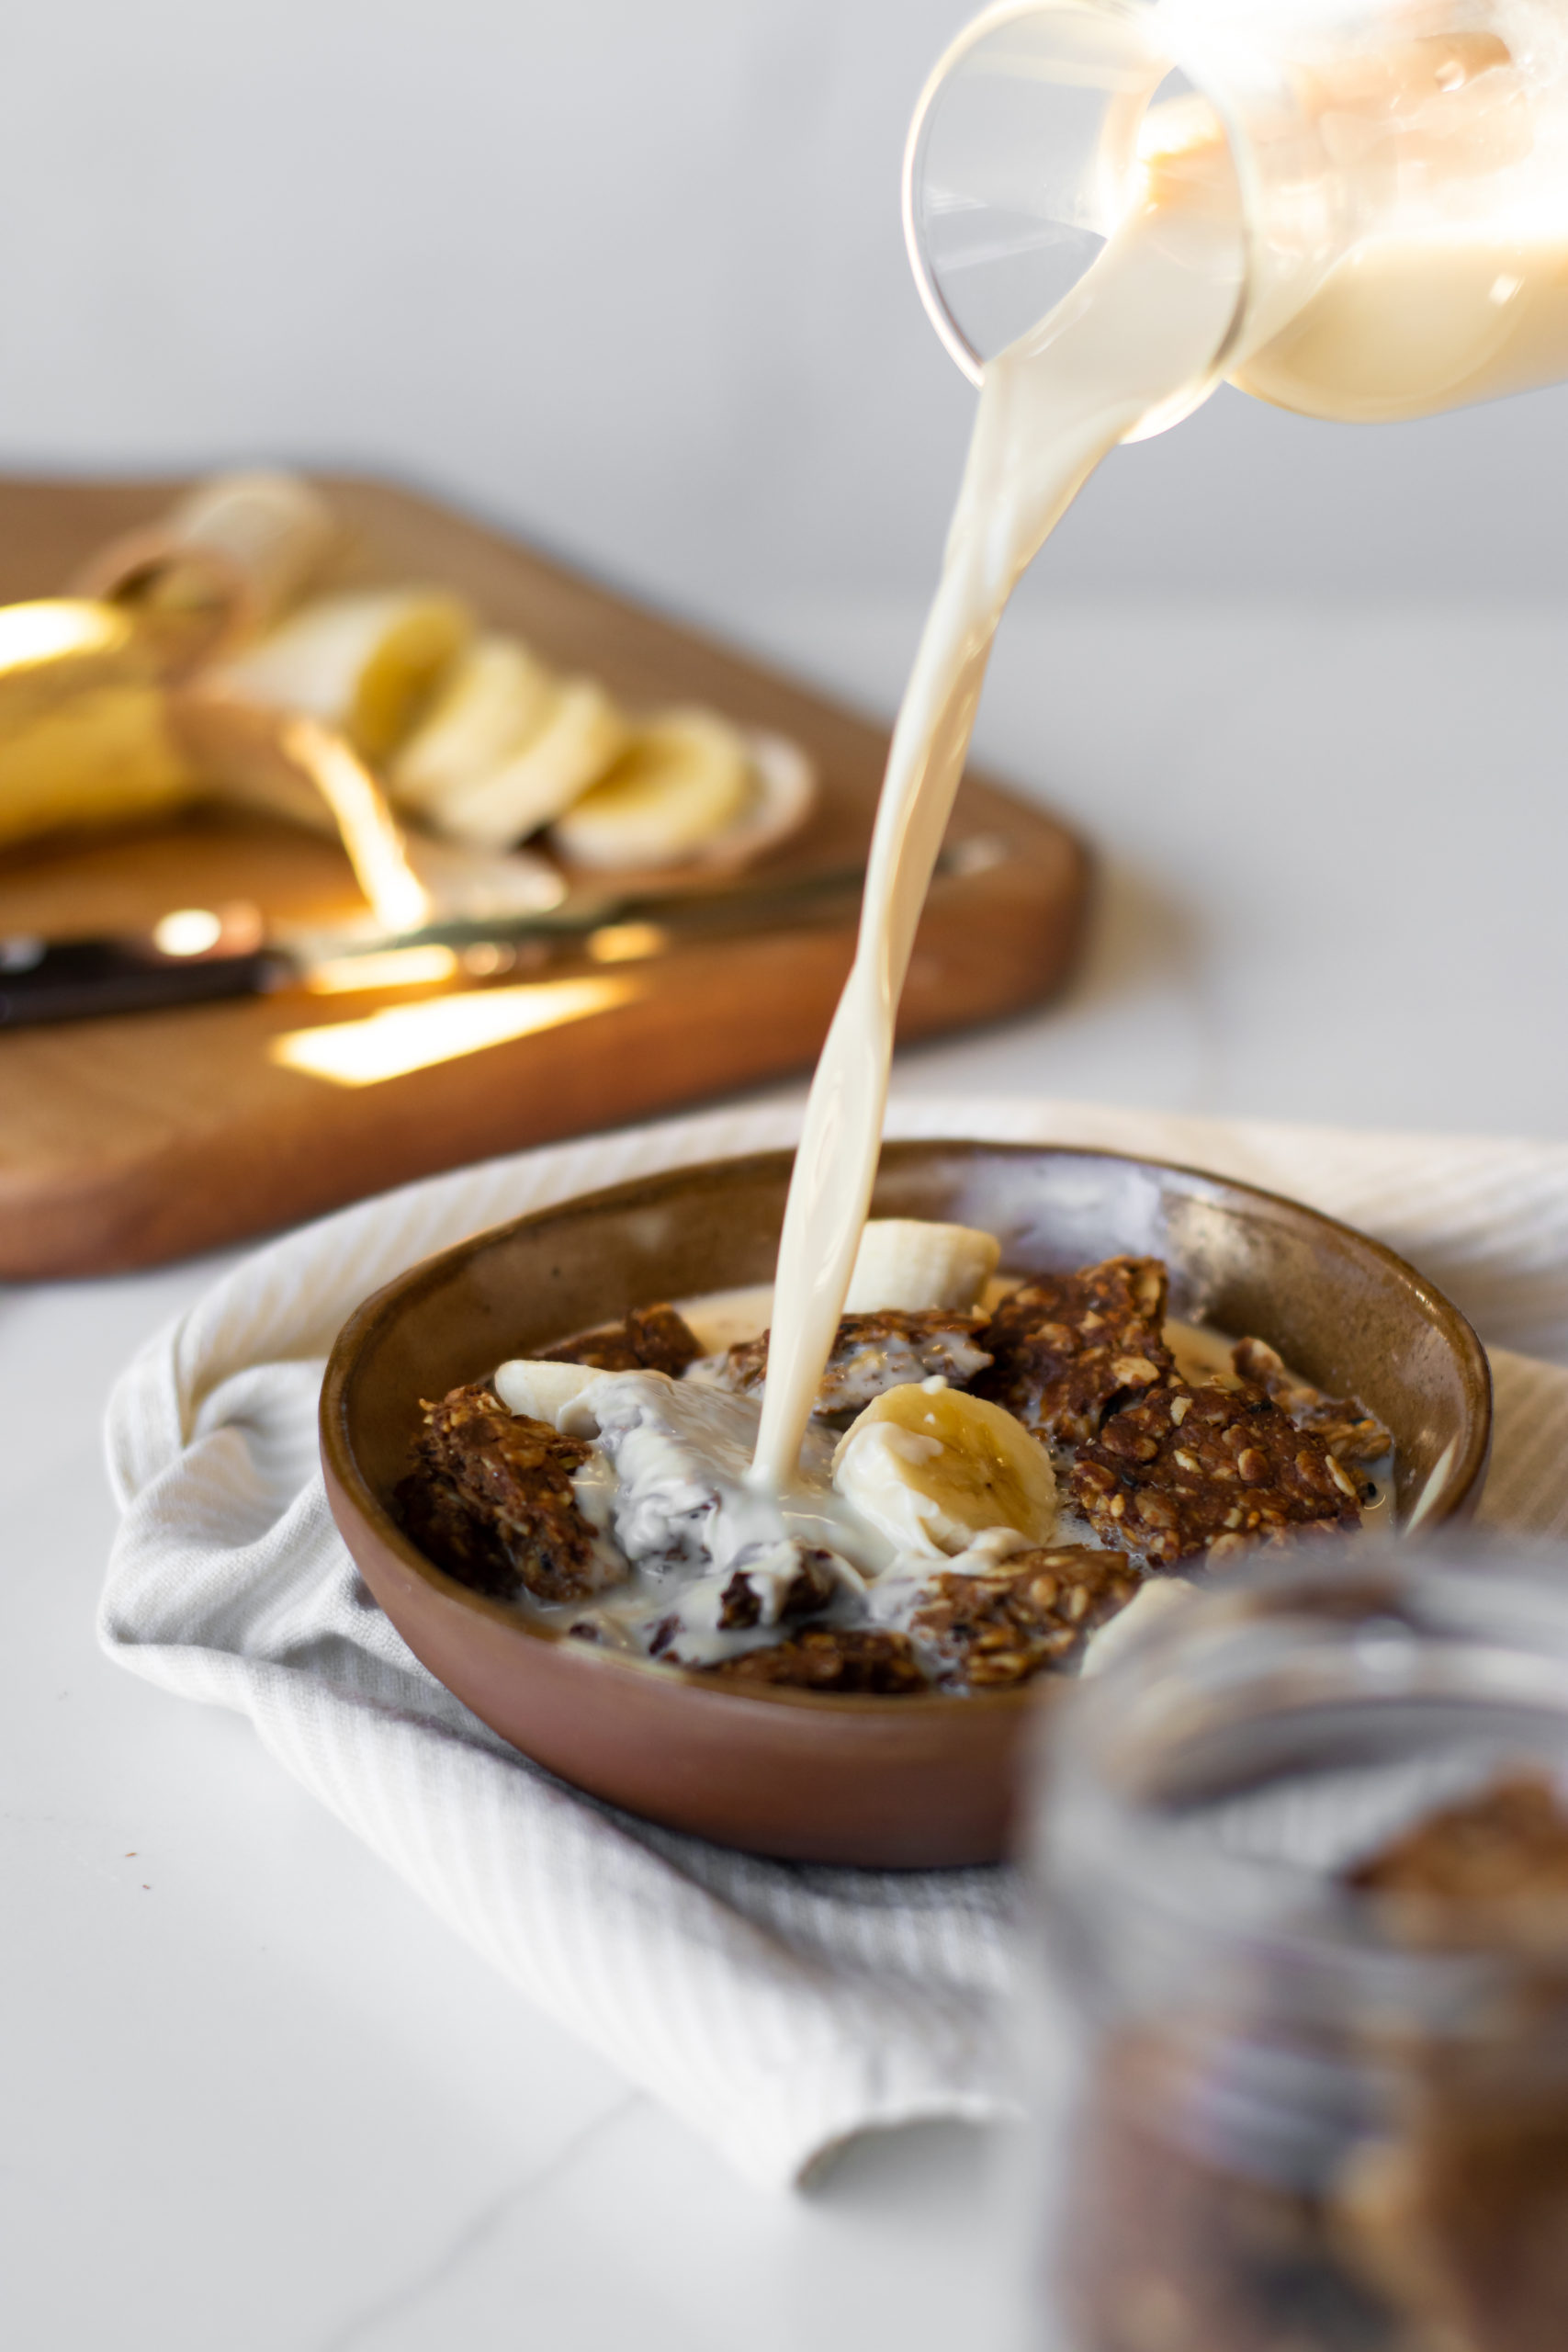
[0,934,292,1027]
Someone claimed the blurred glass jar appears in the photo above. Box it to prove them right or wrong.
[906,0,1568,433]
[1024,1549,1568,2352]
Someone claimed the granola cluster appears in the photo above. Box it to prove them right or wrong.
[976,1255,1175,1445]
[696,1627,928,1695]
[908,1545,1140,1687]
[543,1301,705,1376]
[396,1382,615,1604]
[1070,1379,1365,1568]
[1233,1335,1393,1462]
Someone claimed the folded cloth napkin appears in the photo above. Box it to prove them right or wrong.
[99,1098,1568,2188]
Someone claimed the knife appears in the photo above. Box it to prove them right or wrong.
[0,837,1010,1030]
[0,842,1005,1030]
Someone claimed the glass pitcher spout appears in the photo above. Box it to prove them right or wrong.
[906,0,1568,428]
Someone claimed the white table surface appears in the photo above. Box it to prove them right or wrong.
[6,595,1566,2351]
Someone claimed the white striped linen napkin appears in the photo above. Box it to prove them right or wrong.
[98,1097,1568,2187]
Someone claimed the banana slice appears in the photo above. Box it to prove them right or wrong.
[688,729,816,872]
[217,587,471,761]
[550,707,752,870]
[424,677,629,849]
[843,1219,1002,1315]
[494,1360,604,1428]
[387,636,558,818]
[833,1382,1056,1558]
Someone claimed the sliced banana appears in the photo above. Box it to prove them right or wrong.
[550,707,752,870]
[217,587,471,761]
[387,636,558,818]
[494,1360,604,1428]
[843,1218,1002,1315]
[833,1382,1056,1558]
[425,677,629,849]
[690,728,816,871]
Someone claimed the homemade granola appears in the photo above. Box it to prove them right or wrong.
[1070,1379,1365,1567]
[693,1625,928,1694]
[394,1235,1392,1694]
[544,1301,705,1376]
[1233,1334,1393,1463]
[976,1255,1175,1446]
[908,1545,1140,1686]
[397,1381,619,1604]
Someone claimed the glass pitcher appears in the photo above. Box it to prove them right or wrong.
[905,0,1568,435]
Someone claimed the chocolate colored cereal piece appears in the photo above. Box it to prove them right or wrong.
[1070,1380,1362,1567]
[976,1255,1176,1446]
[396,1381,621,1604]
[716,1309,992,1415]
[908,1545,1140,1688]
[698,1626,928,1695]
[1233,1335,1392,1463]
[545,1303,705,1376]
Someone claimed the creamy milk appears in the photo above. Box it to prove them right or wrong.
[750,135,1248,1491]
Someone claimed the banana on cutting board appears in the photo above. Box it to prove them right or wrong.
[549,708,751,869]
[217,587,473,763]
[0,601,193,853]
[401,666,631,851]
[388,629,807,869]
[2,468,814,875]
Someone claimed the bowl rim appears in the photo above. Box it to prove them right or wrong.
[320,1138,1494,1721]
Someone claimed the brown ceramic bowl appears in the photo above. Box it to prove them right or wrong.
[320,1142,1492,1868]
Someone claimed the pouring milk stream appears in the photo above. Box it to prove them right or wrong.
[751,0,1568,1495]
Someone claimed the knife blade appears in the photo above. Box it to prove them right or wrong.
[0,838,1008,1030]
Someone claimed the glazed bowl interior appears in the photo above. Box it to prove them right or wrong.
[321,1141,1493,1866]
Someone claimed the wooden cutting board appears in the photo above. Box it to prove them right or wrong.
[0,474,1090,1278]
